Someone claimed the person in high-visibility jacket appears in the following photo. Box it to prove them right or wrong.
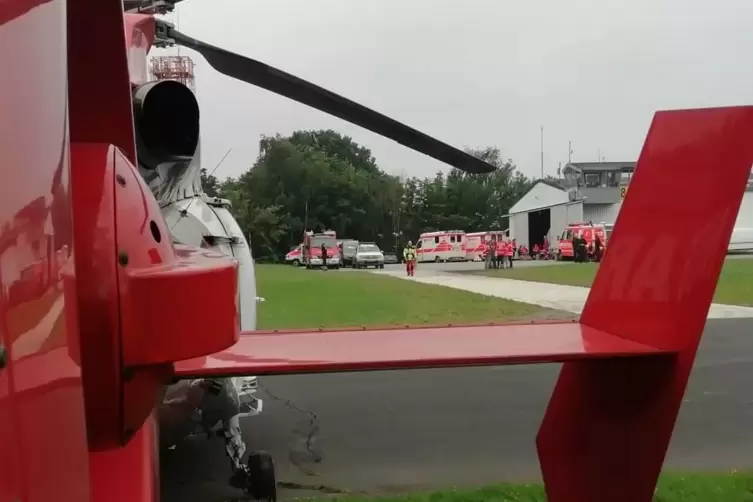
[504,239,514,268]
[495,238,506,269]
[403,241,417,277]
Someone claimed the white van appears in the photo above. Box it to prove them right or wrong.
[416,230,466,263]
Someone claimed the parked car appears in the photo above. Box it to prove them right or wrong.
[340,240,359,267]
[383,252,399,264]
[354,243,385,269]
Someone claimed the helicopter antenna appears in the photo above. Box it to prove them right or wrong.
[168,148,233,234]
[205,148,233,184]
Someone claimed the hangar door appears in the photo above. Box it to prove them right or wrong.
[527,208,551,249]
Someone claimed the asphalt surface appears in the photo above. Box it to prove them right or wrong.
[162,317,753,502]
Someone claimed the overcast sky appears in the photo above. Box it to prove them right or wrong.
[153,0,753,181]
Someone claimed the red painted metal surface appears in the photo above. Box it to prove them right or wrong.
[68,143,124,451]
[114,147,240,366]
[70,141,241,499]
[538,106,753,502]
[64,0,156,497]
[67,0,137,163]
[65,1,241,501]
[69,142,238,443]
[0,0,91,500]
[175,322,674,378]
[124,14,156,86]
[90,414,160,502]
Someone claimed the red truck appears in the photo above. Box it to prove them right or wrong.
[303,230,341,269]
[556,222,607,261]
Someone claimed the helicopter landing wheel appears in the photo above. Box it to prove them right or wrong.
[246,450,277,501]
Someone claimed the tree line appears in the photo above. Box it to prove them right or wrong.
[201,129,545,261]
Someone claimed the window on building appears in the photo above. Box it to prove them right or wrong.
[584,173,602,188]
[605,171,620,187]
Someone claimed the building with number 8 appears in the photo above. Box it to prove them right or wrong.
[561,161,635,224]
[561,162,753,251]
[509,161,753,252]
[507,162,633,252]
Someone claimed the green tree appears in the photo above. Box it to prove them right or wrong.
[211,130,535,260]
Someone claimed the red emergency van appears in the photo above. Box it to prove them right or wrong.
[556,222,607,260]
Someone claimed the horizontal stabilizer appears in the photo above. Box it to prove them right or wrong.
[173,322,675,379]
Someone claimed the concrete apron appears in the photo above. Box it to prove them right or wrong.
[376,271,753,320]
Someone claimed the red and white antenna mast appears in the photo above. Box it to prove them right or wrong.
[127,0,196,93]
[149,55,196,93]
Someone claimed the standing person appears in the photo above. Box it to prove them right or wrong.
[320,243,328,269]
[485,239,495,269]
[594,234,603,262]
[575,234,587,263]
[403,240,417,277]
[505,238,514,268]
[495,237,506,269]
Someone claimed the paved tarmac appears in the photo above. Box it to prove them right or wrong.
[162,318,753,502]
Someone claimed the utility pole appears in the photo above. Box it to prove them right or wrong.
[598,148,601,162]
[540,126,544,179]
[304,198,309,233]
[568,141,572,163]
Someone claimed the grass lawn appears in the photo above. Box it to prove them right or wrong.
[311,472,753,501]
[472,259,753,307]
[255,265,546,330]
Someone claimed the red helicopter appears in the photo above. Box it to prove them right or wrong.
[3,0,753,500]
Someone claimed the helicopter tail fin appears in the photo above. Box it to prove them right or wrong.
[538,106,753,502]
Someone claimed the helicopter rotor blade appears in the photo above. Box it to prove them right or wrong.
[167,28,496,174]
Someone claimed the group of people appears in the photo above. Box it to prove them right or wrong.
[527,237,551,260]
[573,234,603,262]
[400,232,603,277]
[484,237,515,269]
